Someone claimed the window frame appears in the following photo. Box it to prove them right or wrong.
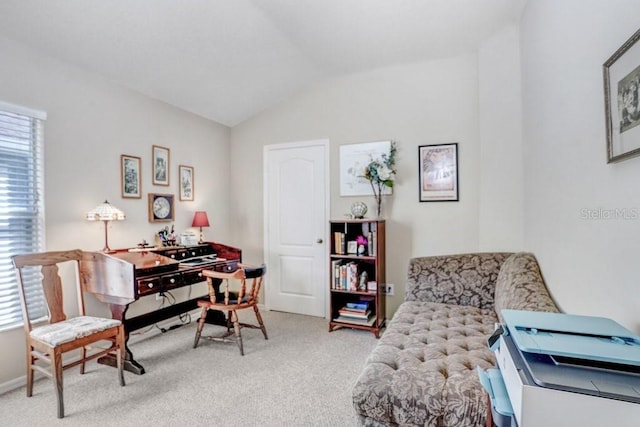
[0,100,46,332]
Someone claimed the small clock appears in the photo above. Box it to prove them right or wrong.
[148,193,174,222]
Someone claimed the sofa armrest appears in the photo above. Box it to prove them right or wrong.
[405,252,513,309]
[494,252,559,322]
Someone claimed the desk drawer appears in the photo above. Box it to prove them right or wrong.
[214,260,238,273]
[138,277,161,296]
[161,272,184,290]
[182,270,205,285]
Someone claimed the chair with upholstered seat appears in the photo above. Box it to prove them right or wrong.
[193,263,268,355]
[12,249,126,418]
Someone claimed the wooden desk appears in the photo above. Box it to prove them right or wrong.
[80,242,241,374]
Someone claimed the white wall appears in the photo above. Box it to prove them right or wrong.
[522,0,640,332]
[0,36,231,385]
[478,25,525,250]
[231,44,525,317]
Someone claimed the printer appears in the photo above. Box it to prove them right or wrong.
[480,309,640,426]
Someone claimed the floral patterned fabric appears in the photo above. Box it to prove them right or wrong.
[30,315,122,346]
[353,252,559,427]
[405,253,513,310]
[494,252,559,323]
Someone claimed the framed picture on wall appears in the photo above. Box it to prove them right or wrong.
[152,145,170,185]
[120,154,141,198]
[340,140,393,196]
[418,143,459,202]
[179,165,194,201]
[604,27,640,163]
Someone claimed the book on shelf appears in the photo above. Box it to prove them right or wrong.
[331,259,342,289]
[345,301,369,311]
[331,261,361,290]
[338,309,371,320]
[333,315,376,326]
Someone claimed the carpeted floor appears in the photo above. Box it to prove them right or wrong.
[0,310,378,426]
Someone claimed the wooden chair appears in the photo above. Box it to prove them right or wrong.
[193,263,268,355]
[12,250,125,418]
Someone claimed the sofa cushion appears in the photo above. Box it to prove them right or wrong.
[405,253,512,310]
[494,252,559,323]
[353,301,498,426]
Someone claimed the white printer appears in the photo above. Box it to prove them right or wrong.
[480,310,640,427]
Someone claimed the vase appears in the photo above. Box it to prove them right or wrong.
[357,244,365,256]
[374,193,382,218]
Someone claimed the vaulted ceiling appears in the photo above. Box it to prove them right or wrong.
[0,0,526,126]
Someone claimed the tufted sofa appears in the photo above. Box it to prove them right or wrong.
[352,252,559,426]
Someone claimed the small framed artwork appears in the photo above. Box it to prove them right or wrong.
[179,165,194,201]
[347,241,358,254]
[148,193,175,222]
[418,143,459,202]
[604,27,640,163]
[152,145,170,186]
[121,154,141,198]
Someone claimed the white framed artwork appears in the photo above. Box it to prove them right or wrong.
[339,140,393,196]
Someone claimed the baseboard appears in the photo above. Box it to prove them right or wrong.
[0,376,26,395]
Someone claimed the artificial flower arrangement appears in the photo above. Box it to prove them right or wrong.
[356,235,368,255]
[363,141,397,217]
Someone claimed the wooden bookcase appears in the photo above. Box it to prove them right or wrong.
[328,219,385,338]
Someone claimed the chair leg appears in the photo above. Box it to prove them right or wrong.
[80,346,87,374]
[26,346,34,397]
[226,310,233,332]
[52,349,64,419]
[253,305,268,340]
[193,307,208,349]
[230,310,244,356]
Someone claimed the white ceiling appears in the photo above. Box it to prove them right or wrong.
[0,0,527,126]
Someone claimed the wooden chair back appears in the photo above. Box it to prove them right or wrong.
[13,249,85,332]
[194,263,268,355]
[202,263,266,307]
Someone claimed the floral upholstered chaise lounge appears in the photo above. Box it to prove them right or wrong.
[352,252,559,426]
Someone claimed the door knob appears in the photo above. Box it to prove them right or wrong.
[316,238,323,244]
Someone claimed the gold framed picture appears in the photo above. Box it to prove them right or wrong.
[152,145,170,186]
[179,165,194,201]
[148,193,174,222]
[121,154,141,198]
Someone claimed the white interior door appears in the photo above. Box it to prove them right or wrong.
[264,139,329,317]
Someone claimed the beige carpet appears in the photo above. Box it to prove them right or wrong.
[0,310,378,426]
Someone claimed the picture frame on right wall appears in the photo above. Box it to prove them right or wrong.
[418,143,459,202]
[604,27,640,163]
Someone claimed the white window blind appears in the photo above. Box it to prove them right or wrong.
[0,102,46,331]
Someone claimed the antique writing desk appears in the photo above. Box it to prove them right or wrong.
[80,242,241,374]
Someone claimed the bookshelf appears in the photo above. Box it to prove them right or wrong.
[328,219,385,338]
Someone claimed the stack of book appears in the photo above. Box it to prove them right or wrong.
[331,260,360,290]
[334,300,374,326]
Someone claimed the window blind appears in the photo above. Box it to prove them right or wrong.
[0,103,46,330]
